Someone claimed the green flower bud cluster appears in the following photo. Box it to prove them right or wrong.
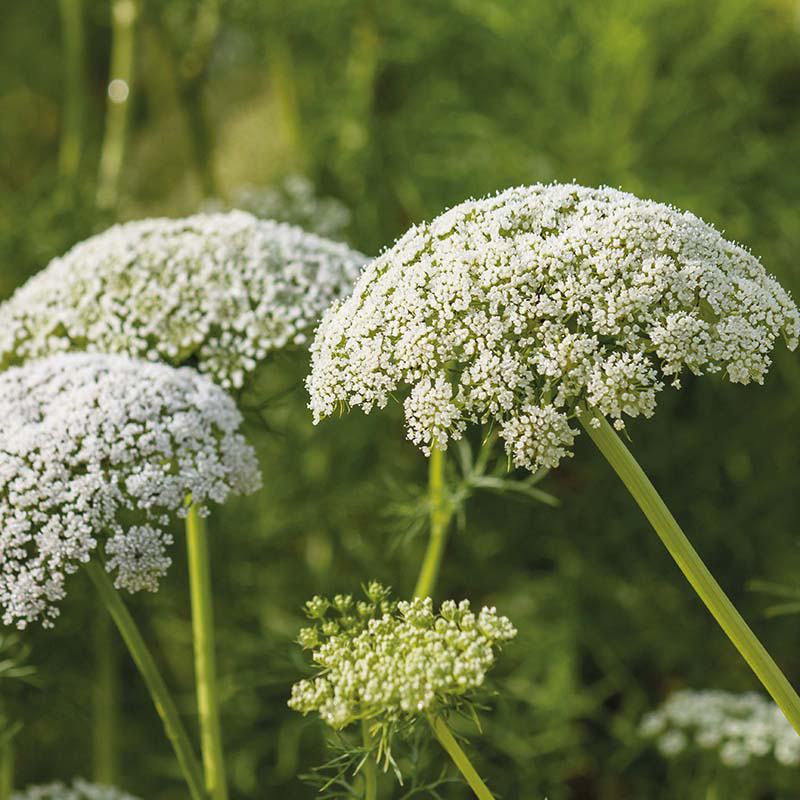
[289,583,516,730]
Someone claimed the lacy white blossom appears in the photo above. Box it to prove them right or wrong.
[0,212,366,389]
[0,353,261,629]
[288,583,516,730]
[640,689,800,768]
[308,184,799,470]
[11,780,140,800]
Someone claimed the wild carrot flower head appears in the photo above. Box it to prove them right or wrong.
[0,353,261,629]
[288,583,516,730]
[308,184,799,470]
[11,780,141,800]
[640,689,800,768]
[0,212,366,389]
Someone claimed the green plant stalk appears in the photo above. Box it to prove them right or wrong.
[93,607,117,783]
[360,720,377,800]
[413,448,452,599]
[186,505,229,800]
[58,0,84,178]
[580,410,800,733]
[0,736,12,800]
[96,0,138,210]
[428,715,496,800]
[84,561,206,800]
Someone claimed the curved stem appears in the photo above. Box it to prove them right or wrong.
[93,607,118,783]
[580,410,800,733]
[360,720,377,800]
[84,562,206,800]
[186,505,228,800]
[428,715,496,800]
[413,448,451,599]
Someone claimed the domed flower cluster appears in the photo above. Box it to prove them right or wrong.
[308,184,799,470]
[640,689,800,767]
[0,211,366,389]
[0,353,261,629]
[288,583,517,729]
[11,780,140,800]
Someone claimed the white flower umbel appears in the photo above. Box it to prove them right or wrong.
[641,689,800,768]
[308,183,800,738]
[289,584,514,799]
[11,779,141,800]
[0,353,261,629]
[0,211,366,389]
[308,183,798,470]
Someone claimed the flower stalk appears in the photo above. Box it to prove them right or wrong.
[58,0,84,179]
[186,504,228,800]
[0,738,12,800]
[360,720,377,800]
[93,608,118,783]
[428,715,496,800]
[85,561,206,800]
[413,448,452,599]
[96,0,138,210]
[580,409,800,734]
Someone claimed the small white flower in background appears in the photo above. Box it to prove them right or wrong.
[11,779,141,800]
[288,583,516,730]
[0,211,366,389]
[640,689,800,768]
[0,353,261,629]
[308,183,799,470]
[205,175,352,240]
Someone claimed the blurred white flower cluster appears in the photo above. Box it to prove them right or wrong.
[11,779,140,800]
[206,175,352,240]
[0,353,261,629]
[640,689,800,767]
[0,211,366,389]
[308,183,799,470]
[289,582,516,729]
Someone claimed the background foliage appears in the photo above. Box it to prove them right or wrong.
[2,1,800,797]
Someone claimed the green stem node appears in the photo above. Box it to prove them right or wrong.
[580,410,800,734]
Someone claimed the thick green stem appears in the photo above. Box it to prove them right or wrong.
[186,505,228,800]
[0,737,12,800]
[413,448,452,599]
[59,0,84,178]
[580,410,800,733]
[93,607,118,783]
[96,0,138,210]
[84,562,206,800]
[360,720,377,800]
[428,716,496,800]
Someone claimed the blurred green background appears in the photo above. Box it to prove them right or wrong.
[2,0,800,797]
